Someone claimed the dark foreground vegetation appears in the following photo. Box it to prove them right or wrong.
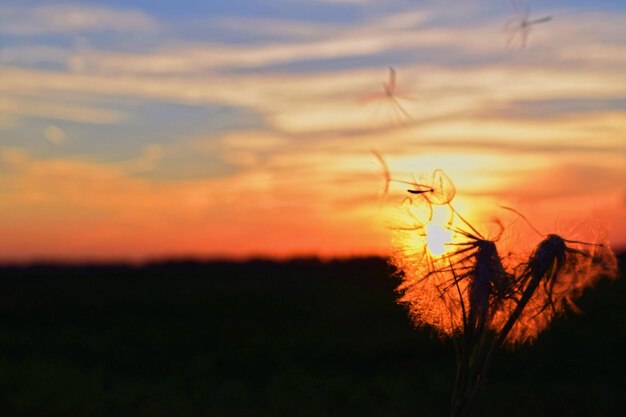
[0,254,624,417]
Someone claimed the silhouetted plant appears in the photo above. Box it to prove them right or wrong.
[376,155,618,417]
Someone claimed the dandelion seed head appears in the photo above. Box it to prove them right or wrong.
[391,220,462,335]
[424,169,456,206]
[495,234,618,345]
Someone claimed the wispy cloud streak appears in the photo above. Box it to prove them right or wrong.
[0,4,158,35]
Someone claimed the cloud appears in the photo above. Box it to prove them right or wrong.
[56,5,626,77]
[220,132,290,151]
[414,137,626,157]
[118,144,164,174]
[2,3,623,139]
[67,32,428,75]
[207,17,343,42]
[493,163,626,202]
[0,4,158,36]
[0,45,70,66]
[0,95,125,124]
[558,43,626,68]
[2,59,625,138]
[56,9,442,75]
[411,112,626,143]
[1,4,617,138]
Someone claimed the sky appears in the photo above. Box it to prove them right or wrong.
[0,0,625,262]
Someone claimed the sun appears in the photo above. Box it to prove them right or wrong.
[423,205,455,257]
[425,223,453,256]
[391,205,454,258]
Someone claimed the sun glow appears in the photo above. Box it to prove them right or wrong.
[425,204,454,257]
[425,223,453,256]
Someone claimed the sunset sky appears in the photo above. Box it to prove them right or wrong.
[1,0,624,261]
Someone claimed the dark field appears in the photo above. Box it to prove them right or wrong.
[0,255,624,417]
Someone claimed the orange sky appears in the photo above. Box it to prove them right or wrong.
[0,1,625,262]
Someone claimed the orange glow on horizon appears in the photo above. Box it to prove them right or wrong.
[0,145,623,263]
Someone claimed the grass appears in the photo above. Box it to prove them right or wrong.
[0,255,623,417]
